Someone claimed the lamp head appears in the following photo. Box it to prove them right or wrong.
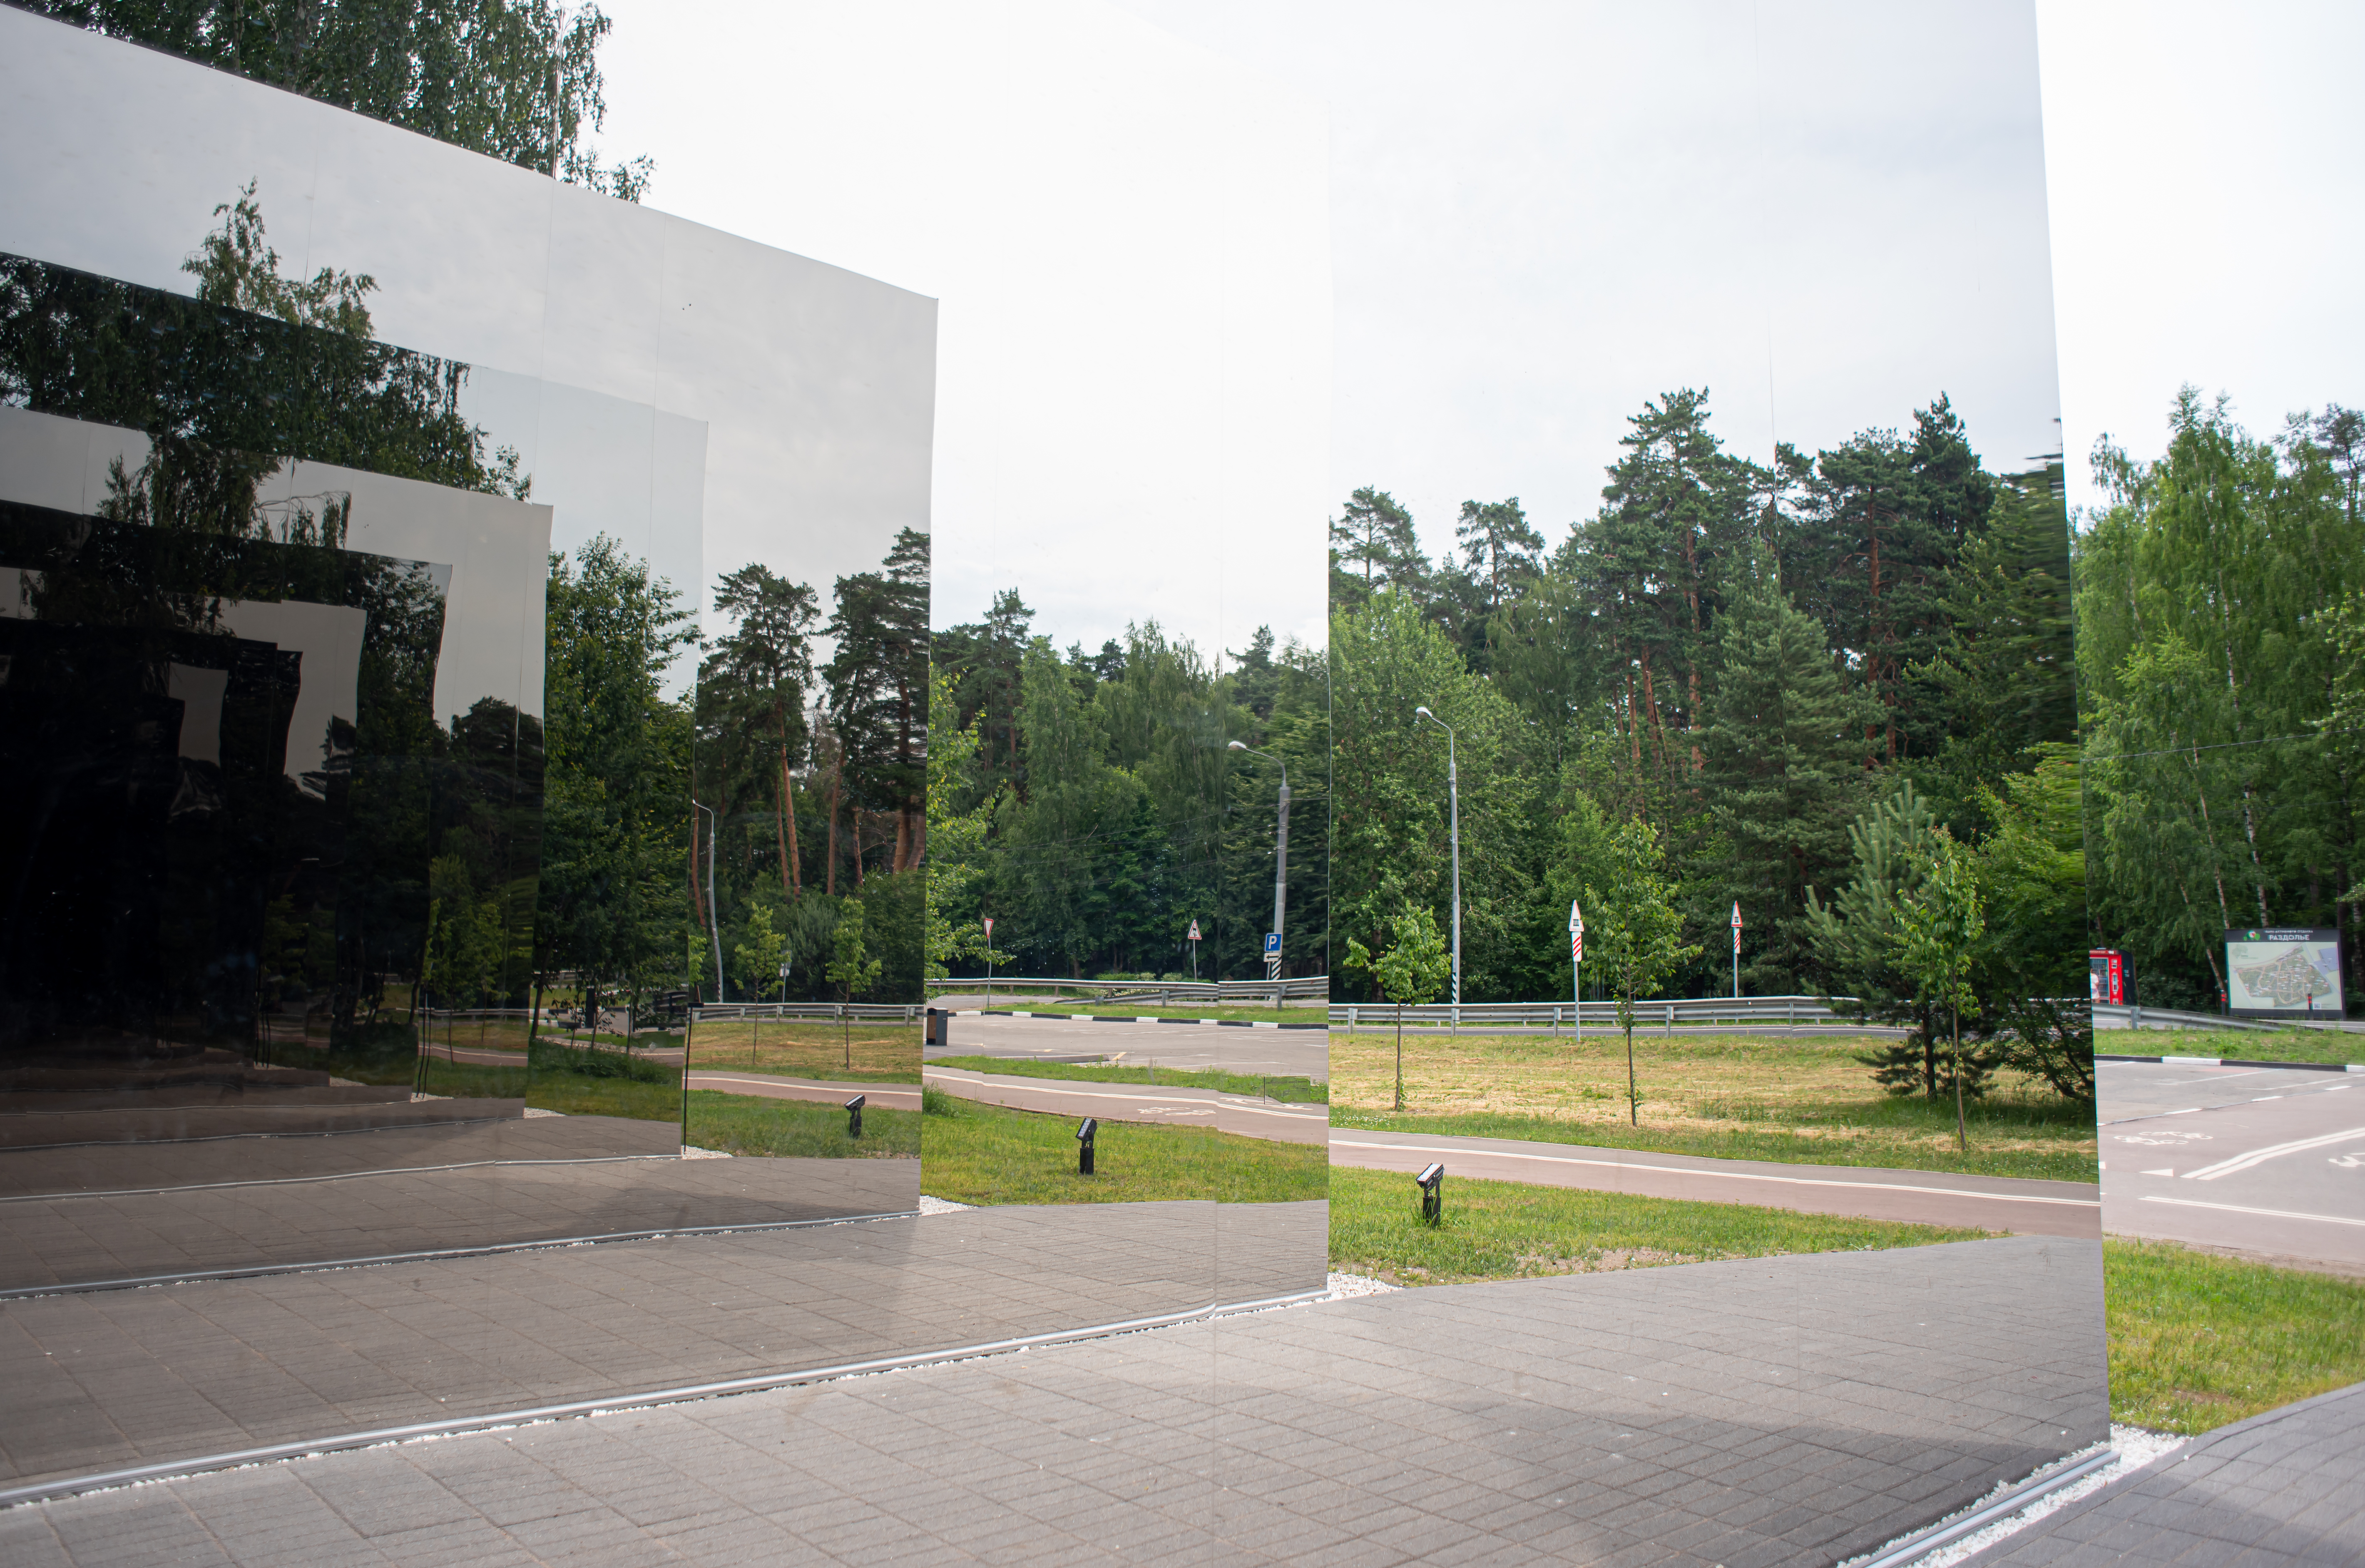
[1415,706,1433,719]
[1227,740,1247,751]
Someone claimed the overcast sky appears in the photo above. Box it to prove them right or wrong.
[598,1,2363,633]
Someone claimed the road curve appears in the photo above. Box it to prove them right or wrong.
[1330,1128,2100,1238]
[923,1066,1328,1146]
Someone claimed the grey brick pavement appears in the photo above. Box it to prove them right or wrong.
[2,1132,917,1292]
[0,1235,2104,1566]
[1,1199,1325,1496]
[1960,1378,2365,1567]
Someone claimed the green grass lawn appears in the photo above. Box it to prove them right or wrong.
[1328,1165,1982,1285]
[1332,1029,2097,1182]
[2097,1027,2365,1066]
[919,1096,1325,1205]
[2105,1238,2365,1434]
[683,1090,918,1158]
[927,1055,1326,1104]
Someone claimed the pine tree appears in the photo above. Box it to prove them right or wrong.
[1698,556,1878,991]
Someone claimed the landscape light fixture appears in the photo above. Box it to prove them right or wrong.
[1077,1116,1098,1175]
[1416,1161,1445,1226]
[845,1094,865,1139]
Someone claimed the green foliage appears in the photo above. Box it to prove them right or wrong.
[731,902,786,1001]
[1891,827,1985,1148]
[2079,391,2365,1008]
[1345,902,1452,1008]
[30,0,651,197]
[828,898,883,1004]
[1582,817,1702,1121]
[537,536,695,1004]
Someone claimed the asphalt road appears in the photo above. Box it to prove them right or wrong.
[921,1066,1329,1146]
[927,1013,1330,1081]
[684,1072,918,1112]
[1329,1128,2100,1237]
[2099,1059,2365,1273]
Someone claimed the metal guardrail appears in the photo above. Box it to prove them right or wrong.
[2096,1002,2361,1034]
[1325,995,1857,1030]
[925,975,1332,1005]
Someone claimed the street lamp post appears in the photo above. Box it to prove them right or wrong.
[692,799,723,1002]
[1414,706,1461,1021]
[1228,741,1290,989]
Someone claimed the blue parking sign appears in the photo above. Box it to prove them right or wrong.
[1263,932,1281,956]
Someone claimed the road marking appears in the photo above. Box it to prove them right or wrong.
[1326,1140,2098,1206]
[2139,1195,2365,1229]
[2140,1168,2175,1177]
[2180,1126,2365,1182]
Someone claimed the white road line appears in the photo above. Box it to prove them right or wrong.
[2180,1126,2365,1182]
[2139,1195,2365,1229]
[1327,1139,2098,1206]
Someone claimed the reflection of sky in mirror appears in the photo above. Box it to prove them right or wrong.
[0,6,935,676]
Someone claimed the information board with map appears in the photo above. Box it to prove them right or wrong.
[2225,927,2347,1018]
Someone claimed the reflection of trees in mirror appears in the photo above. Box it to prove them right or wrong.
[25,0,652,198]
[2081,391,2365,1012]
[691,530,929,1006]
[0,498,451,1055]
[1330,389,2099,1110]
[929,601,1330,984]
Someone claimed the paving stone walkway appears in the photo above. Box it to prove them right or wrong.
[0,1200,1327,1497]
[0,1236,2104,1566]
[1,1134,918,1292]
[1960,1378,2365,1566]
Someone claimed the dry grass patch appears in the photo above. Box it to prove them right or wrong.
[687,1021,920,1082]
[1330,1028,2097,1180]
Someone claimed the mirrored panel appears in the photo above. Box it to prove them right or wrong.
[923,602,1330,1322]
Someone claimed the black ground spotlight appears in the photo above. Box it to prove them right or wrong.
[1416,1161,1444,1225]
[845,1094,866,1138]
[1077,1116,1098,1175]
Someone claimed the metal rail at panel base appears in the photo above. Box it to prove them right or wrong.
[1843,1445,2119,1568]
[0,1284,1330,1508]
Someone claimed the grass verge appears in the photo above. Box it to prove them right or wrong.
[684,1090,918,1158]
[1332,1029,2096,1182]
[928,1055,1325,1104]
[1328,1165,1982,1286]
[2104,1238,2365,1434]
[919,1097,1325,1205]
[2097,1027,2365,1067]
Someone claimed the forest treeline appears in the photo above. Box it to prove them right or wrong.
[1330,389,2091,1091]
[451,527,931,1012]
[2078,391,2364,1009]
[925,601,1329,983]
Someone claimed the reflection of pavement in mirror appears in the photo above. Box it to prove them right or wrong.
[925,1066,1327,1144]
[1333,1129,2102,1238]
[1949,1379,2365,1567]
[0,1113,664,1201]
[0,1237,2104,1563]
[0,1146,918,1294]
[925,1014,1330,1081]
[2100,1061,2365,1274]
[0,1098,521,1161]
[0,1202,1296,1498]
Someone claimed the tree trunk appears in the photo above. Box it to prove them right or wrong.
[826,747,843,898]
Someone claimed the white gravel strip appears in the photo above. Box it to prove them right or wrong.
[1325,1271,1399,1298]
[917,1195,976,1214]
[1848,1424,2184,1568]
